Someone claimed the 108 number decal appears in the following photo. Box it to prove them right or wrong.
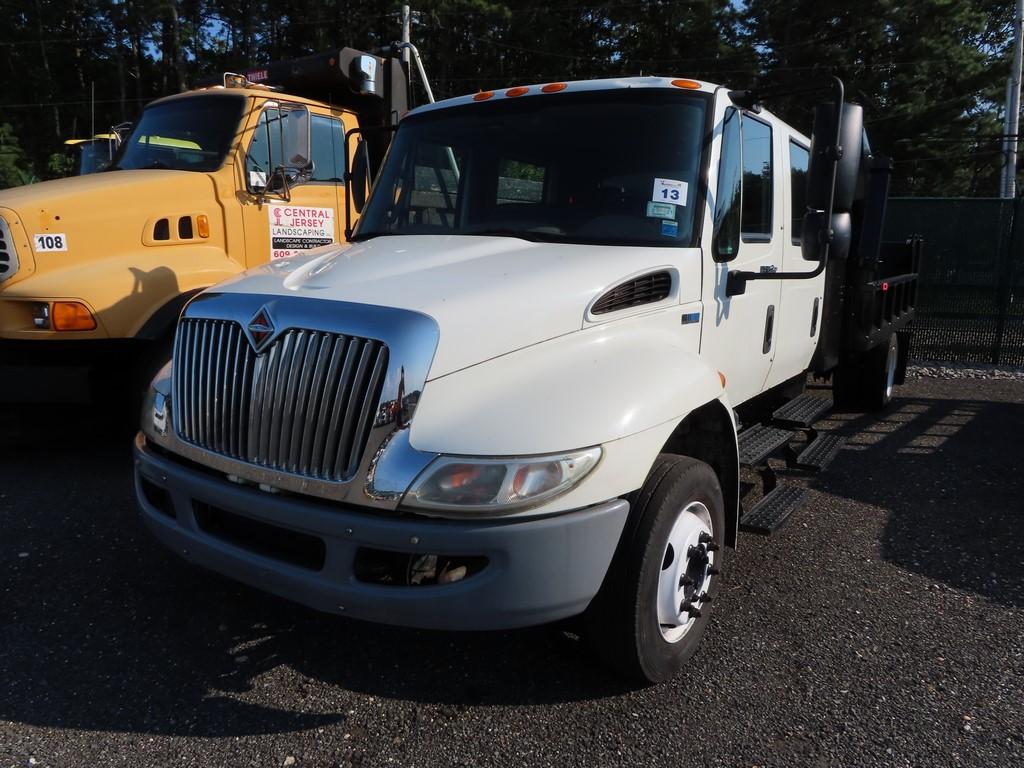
[33,234,68,252]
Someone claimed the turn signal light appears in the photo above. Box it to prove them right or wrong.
[52,301,97,331]
[473,91,494,101]
[505,86,529,97]
[196,214,210,238]
[541,82,567,93]
[671,79,702,90]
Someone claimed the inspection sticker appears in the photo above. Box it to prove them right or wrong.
[652,177,687,206]
[269,205,335,260]
[661,220,679,238]
[33,233,68,252]
[646,201,676,220]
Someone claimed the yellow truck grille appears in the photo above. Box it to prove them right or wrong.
[0,217,18,283]
[172,317,389,483]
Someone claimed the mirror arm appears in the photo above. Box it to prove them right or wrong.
[726,77,846,298]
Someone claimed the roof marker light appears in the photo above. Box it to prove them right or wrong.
[505,86,529,97]
[541,83,567,93]
[473,91,494,101]
[671,79,702,90]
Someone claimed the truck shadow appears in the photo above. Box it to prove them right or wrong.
[0,406,629,737]
[811,390,1024,608]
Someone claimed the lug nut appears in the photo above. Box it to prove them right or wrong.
[699,532,714,544]
[679,575,694,588]
[679,600,702,618]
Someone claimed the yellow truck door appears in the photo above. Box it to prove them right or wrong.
[239,104,349,266]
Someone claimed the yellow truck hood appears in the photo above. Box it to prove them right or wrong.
[0,169,218,289]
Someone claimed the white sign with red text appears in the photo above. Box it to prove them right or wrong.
[268,205,335,260]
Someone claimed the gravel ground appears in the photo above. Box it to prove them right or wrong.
[1,376,1022,768]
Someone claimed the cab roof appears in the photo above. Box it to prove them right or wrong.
[147,86,352,113]
[409,76,721,117]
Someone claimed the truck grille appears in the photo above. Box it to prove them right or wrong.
[172,317,389,482]
[0,217,19,283]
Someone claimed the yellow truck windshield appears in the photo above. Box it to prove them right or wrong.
[112,93,246,173]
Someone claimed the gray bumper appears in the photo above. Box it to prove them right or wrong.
[133,434,630,631]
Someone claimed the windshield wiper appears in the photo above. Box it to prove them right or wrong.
[462,228,563,243]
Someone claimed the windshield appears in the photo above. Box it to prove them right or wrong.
[355,89,709,247]
[112,94,245,172]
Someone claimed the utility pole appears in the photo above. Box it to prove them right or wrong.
[1003,0,1024,198]
[401,5,411,65]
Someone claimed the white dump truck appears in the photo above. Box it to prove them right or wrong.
[134,76,919,683]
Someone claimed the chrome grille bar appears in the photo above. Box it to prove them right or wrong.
[173,318,388,483]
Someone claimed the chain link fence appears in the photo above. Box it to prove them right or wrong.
[884,197,1024,366]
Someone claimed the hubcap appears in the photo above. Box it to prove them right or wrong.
[884,336,898,401]
[657,501,715,643]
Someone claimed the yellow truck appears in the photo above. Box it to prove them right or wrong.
[0,47,409,404]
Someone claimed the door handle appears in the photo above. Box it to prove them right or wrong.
[763,305,775,354]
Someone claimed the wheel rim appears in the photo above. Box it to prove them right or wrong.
[657,500,715,643]
[884,336,898,401]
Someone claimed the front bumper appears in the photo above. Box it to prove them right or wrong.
[133,434,630,631]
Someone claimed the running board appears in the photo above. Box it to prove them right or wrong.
[772,393,833,428]
[738,424,794,467]
[792,432,846,473]
[739,485,808,535]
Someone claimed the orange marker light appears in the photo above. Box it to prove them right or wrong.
[196,214,210,238]
[52,302,97,331]
[671,79,702,90]
[541,82,567,93]
[718,371,727,388]
[473,91,494,101]
[505,86,529,97]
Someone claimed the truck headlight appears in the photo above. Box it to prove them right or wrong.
[142,360,173,439]
[402,447,602,515]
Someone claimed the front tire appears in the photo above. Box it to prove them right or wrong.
[585,454,726,684]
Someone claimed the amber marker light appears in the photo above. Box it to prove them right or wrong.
[52,302,97,331]
[718,371,727,388]
[541,83,567,93]
[196,214,210,238]
[505,86,529,97]
[473,91,494,101]
[671,79,702,89]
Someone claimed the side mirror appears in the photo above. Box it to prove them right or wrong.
[806,101,864,214]
[281,105,311,172]
[801,211,851,262]
[350,139,371,213]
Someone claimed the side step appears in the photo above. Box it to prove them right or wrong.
[793,432,847,473]
[772,393,833,428]
[739,485,808,535]
[738,424,793,467]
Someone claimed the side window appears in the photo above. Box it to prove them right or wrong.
[309,115,345,182]
[245,105,312,183]
[497,159,545,204]
[741,116,773,241]
[245,108,276,184]
[789,141,809,245]
[713,107,742,262]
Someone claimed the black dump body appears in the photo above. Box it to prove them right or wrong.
[813,152,921,374]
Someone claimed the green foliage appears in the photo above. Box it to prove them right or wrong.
[0,123,36,189]
[0,0,1015,194]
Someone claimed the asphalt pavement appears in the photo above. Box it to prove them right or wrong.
[1,375,1022,767]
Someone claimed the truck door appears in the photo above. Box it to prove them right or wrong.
[763,138,822,390]
[240,105,348,266]
[699,104,784,406]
